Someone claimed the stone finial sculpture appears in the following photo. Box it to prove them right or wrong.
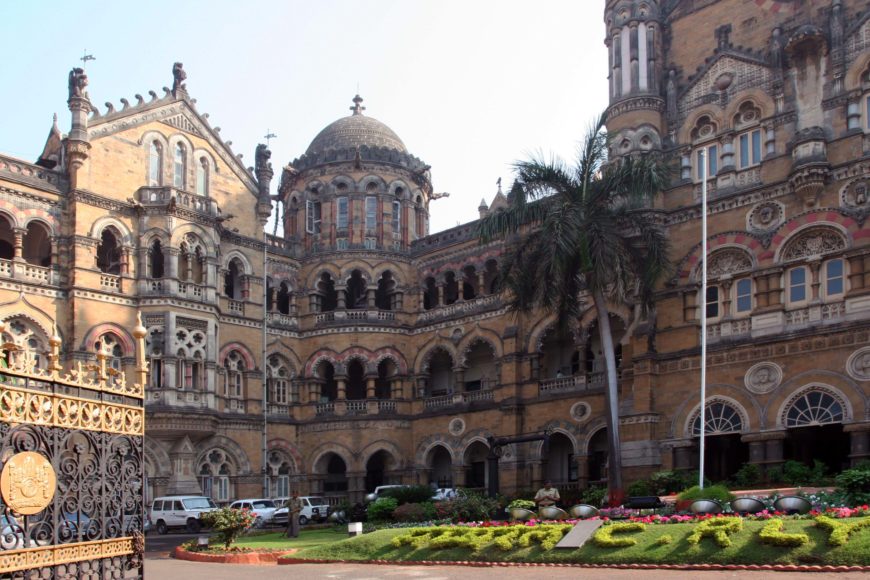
[68,68,89,100]
[172,62,187,94]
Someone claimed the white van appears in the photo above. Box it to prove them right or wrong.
[150,496,217,534]
[272,496,331,525]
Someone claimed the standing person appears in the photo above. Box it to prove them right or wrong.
[285,490,303,538]
[534,480,560,508]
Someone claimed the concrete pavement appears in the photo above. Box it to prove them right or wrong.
[144,558,870,579]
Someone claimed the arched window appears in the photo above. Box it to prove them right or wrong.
[146,326,165,389]
[224,259,243,299]
[0,215,13,261]
[196,157,208,195]
[267,451,293,498]
[277,282,290,314]
[316,273,337,312]
[690,115,719,182]
[462,265,477,300]
[375,271,396,310]
[22,222,51,267]
[96,229,122,274]
[149,142,162,186]
[345,270,367,309]
[149,240,164,279]
[98,332,124,373]
[785,389,844,427]
[423,277,438,310]
[223,350,245,398]
[199,449,233,503]
[443,272,459,305]
[317,360,337,402]
[427,348,454,396]
[173,143,186,189]
[691,400,744,436]
[267,355,292,405]
[1,317,48,369]
[177,350,203,390]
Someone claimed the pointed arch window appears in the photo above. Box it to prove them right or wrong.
[149,142,162,186]
[96,229,122,274]
[223,350,245,398]
[149,240,164,279]
[173,143,186,189]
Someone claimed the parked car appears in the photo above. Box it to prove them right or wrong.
[272,496,331,526]
[150,496,217,534]
[228,499,279,527]
[431,488,460,501]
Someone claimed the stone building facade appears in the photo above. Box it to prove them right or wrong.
[0,0,868,507]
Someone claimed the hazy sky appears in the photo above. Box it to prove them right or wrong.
[0,0,608,234]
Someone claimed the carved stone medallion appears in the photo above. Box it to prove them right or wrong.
[744,362,783,394]
[747,201,784,232]
[846,347,870,381]
[840,177,870,209]
[0,452,56,515]
[570,402,591,422]
[448,417,466,436]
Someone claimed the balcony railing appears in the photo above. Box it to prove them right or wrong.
[345,400,368,415]
[316,401,335,416]
[424,389,494,409]
[100,273,121,291]
[137,186,220,217]
[378,400,397,414]
[267,312,298,327]
[314,309,396,325]
[227,299,244,315]
[539,374,587,394]
[0,259,59,285]
[418,294,501,323]
[267,403,289,416]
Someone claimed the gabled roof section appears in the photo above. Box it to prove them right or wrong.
[678,51,772,121]
[36,114,63,169]
[86,86,258,195]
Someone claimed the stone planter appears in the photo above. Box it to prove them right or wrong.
[538,506,569,520]
[773,496,812,515]
[568,504,600,519]
[690,500,723,515]
[730,497,765,515]
[508,507,535,521]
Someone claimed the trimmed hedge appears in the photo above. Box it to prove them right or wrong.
[816,515,870,546]
[592,522,646,548]
[758,519,809,547]
[686,517,743,548]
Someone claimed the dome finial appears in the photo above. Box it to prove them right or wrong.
[350,94,366,116]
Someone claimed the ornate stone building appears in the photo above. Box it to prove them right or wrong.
[0,0,868,507]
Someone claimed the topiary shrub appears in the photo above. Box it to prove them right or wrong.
[199,507,257,550]
[758,518,809,547]
[677,484,735,503]
[507,499,536,510]
[367,497,399,522]
[815,515,870,546]
[835,464,870,506]
[592,522,646,548]
[686,517,743,548]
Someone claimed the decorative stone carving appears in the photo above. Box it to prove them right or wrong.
[448,417,466,436]
[570,402,591,423]
[744,361,782,394]
[706,249,752,278]
[748,201,784,232]
[781,227,846,261]
[840,178,870,209]
[172,62,187,94]
[846,347,870,381]
[67,68,88,100]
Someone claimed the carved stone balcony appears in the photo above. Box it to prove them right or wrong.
[137,186,220,217]
[418,294,502,324]
[539,374,587,394]
[313,309,397,326]
[0,259,60,286]
[267,312,298,328]
[424,389,494,410]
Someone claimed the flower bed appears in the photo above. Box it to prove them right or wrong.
[174,545,295,564]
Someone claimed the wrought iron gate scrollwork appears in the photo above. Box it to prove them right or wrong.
[0,315,147,579]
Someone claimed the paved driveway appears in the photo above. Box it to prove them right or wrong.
[144,558,869,579]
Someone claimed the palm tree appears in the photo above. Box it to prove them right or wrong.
[477,113,670,506]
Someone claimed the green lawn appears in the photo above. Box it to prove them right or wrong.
[229,528,349,551]
[280,519,870,566]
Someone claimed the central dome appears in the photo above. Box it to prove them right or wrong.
[305,95,407,155]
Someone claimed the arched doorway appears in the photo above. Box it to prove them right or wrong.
[545,433,575,484]
[690,399,749,481]
[587,429,608,484]
[365,450,397,492]
[782,387,850,473]
[320,453,348,493]
[427,445,453,488]
[464,441,489,490]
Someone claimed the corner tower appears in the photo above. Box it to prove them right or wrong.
[604,0,666,156]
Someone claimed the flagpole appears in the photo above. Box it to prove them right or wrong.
[699,149,708,490]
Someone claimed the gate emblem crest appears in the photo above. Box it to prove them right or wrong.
[0,451,56,515]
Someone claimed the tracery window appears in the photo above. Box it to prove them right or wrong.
[96,229,122,275]
[691,400,744,436]
[223,350,246,398]
[785,389,844,427]
[267,355,292,405]
[199,449,233,502]
[98,332,124,372]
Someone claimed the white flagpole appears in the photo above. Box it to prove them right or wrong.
[699,149,708,490]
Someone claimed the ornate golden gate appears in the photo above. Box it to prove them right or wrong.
[0,316,146,579]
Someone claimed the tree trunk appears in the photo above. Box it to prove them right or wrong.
[592,288,624,507]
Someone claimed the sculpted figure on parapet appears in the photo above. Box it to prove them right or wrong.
[172,62,187,93]
[68,68,88,100]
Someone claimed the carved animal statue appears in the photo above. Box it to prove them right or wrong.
[68,68,88,99]
[172,62,187,92]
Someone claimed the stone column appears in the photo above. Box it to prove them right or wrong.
[721,279,733,318]
[367,289,376,308]
[451,466,465,488]
[12,229,24,261]
[809,259,822,301]
[845,423,870,466]
[437,285,444,306]
[391,378,403,399]
[478,271,486,296]
[336,286,347,309]
[336,378,347,400]
[672,440,696,471]
[741,431,786,475]
[575,455,590,490]
[366,377,376,399]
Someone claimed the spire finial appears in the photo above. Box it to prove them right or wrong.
[496,177,503,195]
[350,94,366,116]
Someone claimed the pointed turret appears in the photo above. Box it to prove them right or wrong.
[66,67,92,187]
[255,144,274,225]
[36,114,63,169]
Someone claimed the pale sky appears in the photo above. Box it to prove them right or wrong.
[0,0,609,234]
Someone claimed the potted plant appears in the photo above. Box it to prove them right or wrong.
[506,499,536,521]
[675,485,735,513]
